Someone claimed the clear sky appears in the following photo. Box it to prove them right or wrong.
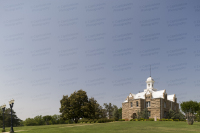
[0,0,200,120]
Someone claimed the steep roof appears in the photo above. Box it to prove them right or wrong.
[123,89,176,103]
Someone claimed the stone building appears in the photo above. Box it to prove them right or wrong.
[122,76,179,120]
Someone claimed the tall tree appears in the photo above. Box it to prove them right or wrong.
[60,89,88,123]
[0,108,22,127]
[86,97,102,119]
[43,115,52,125]
[103,103,114,119]
[118,107,122,119]
[180,100,199,125]
[180,101,199,114]
[34,115,45,125]
[113,105,119,121]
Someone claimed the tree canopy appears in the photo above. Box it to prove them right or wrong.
[180,100,199,114]
[60,89,89,123]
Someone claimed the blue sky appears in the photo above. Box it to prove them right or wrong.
[0,0,200,120]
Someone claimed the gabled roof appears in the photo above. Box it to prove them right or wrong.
[167,94,175,102]
[123,89,176,103]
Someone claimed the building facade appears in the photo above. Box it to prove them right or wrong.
[122,76,179,120]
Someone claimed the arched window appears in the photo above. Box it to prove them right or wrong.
[136,101,138,107]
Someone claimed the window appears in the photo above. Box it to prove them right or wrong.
[174,106,176,110]
[148,84,150,87]
[136,101,138,107]
[146,101,150,107]
[130,102,133,107]
[164,102,166,108]
[147,111,151,117]
[164,111,167,118]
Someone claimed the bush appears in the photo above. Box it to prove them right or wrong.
[119,119,125,121]
[88,119,93,123]
[173,119,179,121]
[110,118,115,122]
[125,118,129,121]
[84,119,88,123]
[93,119,97,123]
[149,118,154,121]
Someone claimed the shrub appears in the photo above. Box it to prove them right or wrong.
[125,118,129,121]
[119,119,125,121]
[93,119,97,123]
[173,119,179,121]
[97,119,101,123]
[108,118,114,122]
[169,119,173,121]
[149,118,154,121]
[84,119,88,123]
[88,119,93,123]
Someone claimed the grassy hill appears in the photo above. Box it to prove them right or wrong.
[3,121,200,133]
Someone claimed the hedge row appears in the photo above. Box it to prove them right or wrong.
[79,118,115,123]
[130,118,154,121]
[157,119,186,121]
[120,118,186,121]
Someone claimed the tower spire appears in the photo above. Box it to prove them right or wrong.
[150,65,151,77]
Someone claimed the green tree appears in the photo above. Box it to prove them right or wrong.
[99,107,107,118]
[60,89,88,123]
[180,101,199,114]
[51,114,60,124]
[113,105,119,121]
[2,108,22,127]
[118,107,122,119]
[86,97,102,120]
[180,100,199,125]
[43,115,52,125]
[103,103,114,119]
[136,108,149,119]
[34,115,45,125]
[166,109,176,119]
[23,118,37,126]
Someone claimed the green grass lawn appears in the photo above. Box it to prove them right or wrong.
[3,121,200,133]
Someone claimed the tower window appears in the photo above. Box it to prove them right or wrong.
[164,102,166,108]
[136,101,138,107]
[130,102,133,107]
[148,84,150,87]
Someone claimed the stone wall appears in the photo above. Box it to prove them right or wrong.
[122,102,129,119]
[122,97,179,120]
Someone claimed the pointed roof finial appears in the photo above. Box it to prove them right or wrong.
[150,65,151,77]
